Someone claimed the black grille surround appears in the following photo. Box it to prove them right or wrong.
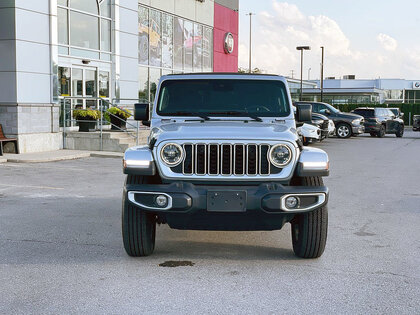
[168,143,287,176]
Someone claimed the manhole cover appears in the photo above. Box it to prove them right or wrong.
[159,260,195,267]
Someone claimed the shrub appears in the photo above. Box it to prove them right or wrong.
[105,107,131,122]
[73,109,100,120]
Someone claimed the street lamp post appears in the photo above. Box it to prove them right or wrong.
[246,13,254,73]
[320,46,325,102]
[296,46,311,101]
[308,67,311,80]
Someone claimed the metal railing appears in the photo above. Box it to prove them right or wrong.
[60,97,149,151]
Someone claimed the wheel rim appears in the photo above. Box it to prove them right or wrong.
[337,125,350,137]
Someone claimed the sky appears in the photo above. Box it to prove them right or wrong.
[237,0,420,80]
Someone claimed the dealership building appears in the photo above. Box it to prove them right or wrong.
[302,78,420,105]
[0,0,239,153]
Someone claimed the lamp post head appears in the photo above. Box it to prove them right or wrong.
[296,46,311,51]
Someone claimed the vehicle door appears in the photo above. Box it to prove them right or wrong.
[375,108,387,128]
[384,109,399,132]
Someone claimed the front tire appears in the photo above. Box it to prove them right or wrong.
[291,176,328,258]
[396,124,404,138]
[336,123,352,138]
[122,174,156,257]
[377,125,386,138]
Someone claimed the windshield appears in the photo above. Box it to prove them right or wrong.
[156,79,291,118]
[354,109,374,117]
[324,103,340,113]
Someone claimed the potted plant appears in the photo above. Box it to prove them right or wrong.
[105,107,131,130]
[73,109,100,132]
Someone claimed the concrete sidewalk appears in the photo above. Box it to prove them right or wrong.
[0,149,123,163]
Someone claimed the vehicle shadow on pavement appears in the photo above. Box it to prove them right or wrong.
[154,240,299,261]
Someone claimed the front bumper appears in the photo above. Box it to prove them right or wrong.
[363,123,381,133]
[125,182,328,231]
[352,125,365,134]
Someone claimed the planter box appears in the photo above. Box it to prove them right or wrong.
[110,115,127,131]
[77,121,97,132]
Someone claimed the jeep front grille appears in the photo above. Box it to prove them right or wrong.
[181,143,275,176]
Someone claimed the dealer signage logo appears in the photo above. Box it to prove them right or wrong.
[413,82,420,89]
[224,32,234,54]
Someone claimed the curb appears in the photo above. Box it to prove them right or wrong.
[0,158,7,163]
[4,152,91,163]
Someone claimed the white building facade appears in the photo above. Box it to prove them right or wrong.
[0,0,238,153]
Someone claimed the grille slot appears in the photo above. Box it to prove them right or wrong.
[180,143,278,176]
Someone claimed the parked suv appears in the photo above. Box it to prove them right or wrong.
[413,115,420,131]
[352,107,404,138]
[122,74,330,259]
[295,101,364,138]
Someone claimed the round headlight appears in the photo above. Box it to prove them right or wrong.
[160,143,183,166]
[269,144,292,167]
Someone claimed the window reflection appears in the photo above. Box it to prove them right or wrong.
[70,0,98,15]
[138,6,149,65]
[162,14,173,68]
[193,23,203,72]
[174,18,184,70]
[149,10,162,67]
[203,27,212,72]
[99,0,111,17]
[183,20,193,72]
[58,8,68,45]
[149,68,161,102]
[99,71,109,97]
[138,67,149,102]
[70,11,99,49]
[58,67,71,96]
[101,19,111,51]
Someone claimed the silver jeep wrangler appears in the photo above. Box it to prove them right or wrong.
[122,73,329,258]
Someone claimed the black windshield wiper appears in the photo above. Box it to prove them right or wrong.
[207,111,263,122]
[171,111,210,120]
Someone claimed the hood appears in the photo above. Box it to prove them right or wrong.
[338,112,364,120]
[150,121,299,144]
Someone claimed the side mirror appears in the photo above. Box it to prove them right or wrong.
[296,104,312,123]
[134,103,149,122]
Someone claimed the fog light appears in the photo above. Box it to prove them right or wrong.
[155,195,168,207]
[285,196,299,209]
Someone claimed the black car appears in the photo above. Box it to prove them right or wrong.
[295,101,364,139]
[389,108,404,119]
[413,115,420,131]
[352,107,404,138]
[311,113,330,140]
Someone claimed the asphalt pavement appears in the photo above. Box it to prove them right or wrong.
[0,131,419,314]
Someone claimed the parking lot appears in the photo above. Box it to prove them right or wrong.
[1,131,419,314]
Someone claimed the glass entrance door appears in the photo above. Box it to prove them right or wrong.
[71,67,97,109]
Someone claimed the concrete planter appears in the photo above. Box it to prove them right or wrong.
[110,116,127,131]
[77,121,97,132]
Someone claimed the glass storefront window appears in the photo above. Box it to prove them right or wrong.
[193,23,203,72]
[149,10,162,67]
[203,27,212,72]
[99,71,109,98]
[149,68,161,102]
[138,6,149,65]
[101,19,111,52]
[162,14,173,68]
[99,0,111,17]
[70,11,99,49]
[183,20,193,72]
[58,67,71,96]
[70,0,98,15]
[58,8,68,45]
[173,17,183,70]
[58,0,68,6]
[138,67,149,102]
